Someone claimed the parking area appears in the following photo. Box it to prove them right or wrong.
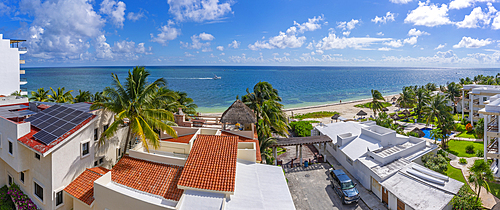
[285,163,369,210]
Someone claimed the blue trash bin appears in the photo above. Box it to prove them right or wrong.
[304,161,309,167]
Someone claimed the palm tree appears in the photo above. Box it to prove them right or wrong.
[370,89,385,117]
[74,90,92,103]
[91,91,108,103]
[397,87,415,111]
[29,88,50,102]
[90,66,177,156]
[423,94,453,148]
[414,87,430,120]
[48,87,73,103]
[446,82,462,114]
[174,91,198,115]
[259,136,277,163]
[425,83,437,91]
[469,159,494,203]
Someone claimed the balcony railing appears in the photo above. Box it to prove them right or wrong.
[488,138,498,153]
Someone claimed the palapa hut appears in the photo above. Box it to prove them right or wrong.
[221,100,257,132]
[411,127,426,138]
[391,114,401,121]
[331,113,340,122]
[356,110,368,117]
[401,109,411,117]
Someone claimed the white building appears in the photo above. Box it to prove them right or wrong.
[479,94,500,177]
[0,34,27,96]
[313,121,463,210]
[462,85,500,126]
[0,99,127,210]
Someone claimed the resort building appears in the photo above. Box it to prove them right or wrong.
[312,121,463,210]
[479,94,500,177]
[0,99,128,210]
[462,85,500,126]
[0,34,27,96]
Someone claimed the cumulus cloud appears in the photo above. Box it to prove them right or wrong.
[435,43,446,50]
[185,52,194,57]
[94,35,151,60]
[383,36,418,48]
[198,32,215,41]
[453,36,492,48]
[286,15,325,34]
[390,0,413,4]
[127,11,145,21]
[372,12,396,24]
[384,40,403,48]
[284,52,290,56]
[0,3,11,16]
[378,47,392,51]
[343,31,351,36]
[150,20,181,45]
[377,32,384,36]
[180,32,215,49]
[404,1,453,27]
[337,19,360,31]
[404,36,418,45]
[494,12,500,29]
[449,0,497,10]
[315,33,391,50]
[100,0,126,28]
[456,5,497,28]
[228,40,240,48]
[408,28,430,36]
[167,0,233,22]
[216,46,224,51]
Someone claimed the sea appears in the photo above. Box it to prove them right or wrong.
[22,66,500,113]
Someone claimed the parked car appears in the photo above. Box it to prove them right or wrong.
[328,168,360,204]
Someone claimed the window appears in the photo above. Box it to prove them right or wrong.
[20,172,24,183]
[55,190,63,206]
[94,161,98,167]
[35,153,40,160]
[94,128,98,141]
[346,156,353,165]
[99,157,104,164]
[103,124,109,132]
[484,97,488,101]
[81,142,89,157]
[8,175,12,186]
[8,141,13,155]
[34,182,43,201]
[116,148,121,160]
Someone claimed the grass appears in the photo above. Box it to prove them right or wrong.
[457,131,478,139]
[445,140,484,157]
[292,111,339,120]
[445,163,475,194]
[277,147,286,156]
[453,113,468,121]
[354,102,392,109]
[303,120,320,123]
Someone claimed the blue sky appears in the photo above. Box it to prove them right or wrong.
[0,0,499,67]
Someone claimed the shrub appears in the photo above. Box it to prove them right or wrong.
[406,131,420,137]
[455,124,466,132]
[8,183,37,210]
[459,158,467,164]
[0,185,14,210]
[451,185,482,210]
[466,145,475,154]
[466,123,473,132]
[421,153,448,174]
[289,121,313,137]
[476,149,484,158]
[437,150,451,161]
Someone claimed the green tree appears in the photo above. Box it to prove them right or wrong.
[423,94,453,148]
[370,89,385,117]
[469,159,494,203]
[90,66,177,156]
[446,82,462,114]
[451,185,482,209]
[425,83,437,91]
[414,87,430,119]
[289,121,313,137]
[430,127,442,145]
[29,88,49,102]
[474,118,484,139]
[421,153,448,174]
[397,87,415,111]
[91,91,109,103]
[174,91,198,115]
[48,87,73,103]
[74,90,92,103]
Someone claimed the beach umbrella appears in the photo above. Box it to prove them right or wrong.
[411,127,426,138]
[382,107,389,112]
[401,109,411,116]
[356,110,368,117]
[391,96,397,101]
[331,114,340,122]
[391,114,401,121]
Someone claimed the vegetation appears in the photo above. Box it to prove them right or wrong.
[451,185,482,210]
[0,185,14,210]
[446,140,484,158]
[354,101,391,109]
[459,158,467,164]
[7,183,37,210]
[29,88,49,102]
[469,159,494,203]
[289,121,313,137]
[475,118,484,139]
[423,94,454,148]
[476,149,484,158]
[466,145,475,154]
[74,90,92,103]
[397,86,415,110]
[292,111,339,120]
[90,66,177,156]
[487,181,500,200]
[458,131,478,139]
[466,123,473,132]
[48,87,74,103]
[414,87,430,120]
[421,153,448,174]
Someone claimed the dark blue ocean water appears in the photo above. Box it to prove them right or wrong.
[22,66,500,113]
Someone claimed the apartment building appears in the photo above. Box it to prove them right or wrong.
[462,85,500,126]
[0,34,27,96]
[479,94,500,177]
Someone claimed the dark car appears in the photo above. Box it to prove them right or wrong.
[328,168,360,204]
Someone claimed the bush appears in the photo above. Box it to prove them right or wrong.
[466,123,473,132]
[455,124,466,132]
[452,185,482,209]
[466,145,475,154]
[0,185,14,210]
[289,121,313,137]
[8,183,37,210]
[476,149,484,157]
[437,150,451,161]
[459,158,467,164]
[422,153,448,174]
[406,131,420,137]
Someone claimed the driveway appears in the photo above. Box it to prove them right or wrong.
[285,163,369,210]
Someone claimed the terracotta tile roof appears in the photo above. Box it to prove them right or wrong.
[178,135,238,193]
[221,131,261,162]
[64,167,106,205]
[161,133,195,144]
[88,166,110,175]
[17,115,97,155]
[111,155,184,201]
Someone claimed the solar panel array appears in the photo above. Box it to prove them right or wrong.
[24,104,93,145]
[0,105,36,118]
[63,103,92,112]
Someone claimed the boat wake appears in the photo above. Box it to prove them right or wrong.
[166,77,216,80]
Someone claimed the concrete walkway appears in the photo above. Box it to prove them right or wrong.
[324,152,388,210]
[450,157,498,209]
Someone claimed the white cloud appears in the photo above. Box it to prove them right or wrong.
[185,52,194,57]
[228,40,240,48]
[198,32,215,41]
[456,5,497,28]
[287,15,324,34]
[384,40,403,48]
[127,11,145,21]
[216,46,224,51]
[306,42,314,50]
[315,33,391,50]
[95,35,113,59]
[408,28,430,36]
[337,19,360,30]
[343,31,351,36]
[150,20,181,45]
[390,0,413,4]
[372,12,396,24]
[435,43,446,50]
[494,12,500,29]
[404,36,418,45]
[0,3,11,16]
[272,53,279,56]
[201,48,212,52]
[453,36,492,48]
[180,33,214,49]
[316,50,324,55]
[377,32,384,36]
[383,36,418,48]
[167,0,233,22]
[449,0,497,10]
[404,1,453,27]
[378,47,392,51]
[284,52,290,56]
[94,35,151,60]
[220,52,225,55]
[100,0,126,28]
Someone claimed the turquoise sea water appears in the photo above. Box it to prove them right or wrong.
[22,66,500,113]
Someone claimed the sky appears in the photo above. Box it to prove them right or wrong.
[0,0,499,67]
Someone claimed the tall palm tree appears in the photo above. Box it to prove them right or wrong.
[90,66,177,156]
[48,87,73,103]
[74,90,92,103]
[29,88,50,102]
[469,159,494,203]
[397,87,415,111]
[423,94,453,148]
[446,82,462,114]
[370,89,385,117]
[414,87,430,119]
[91,91,109,103]
[174,91,198,115]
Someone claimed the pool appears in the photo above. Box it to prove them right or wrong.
[420,128,451,141]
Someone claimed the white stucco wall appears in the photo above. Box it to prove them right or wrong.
[0,34,21,96]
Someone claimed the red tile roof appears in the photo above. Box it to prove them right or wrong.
[17,115,97,154]
[221,131,261,162]
[88,166,110,175]
[64,167,107,205]
[112,156,184,201]
[178,135,238,193]
[161,133,195,144]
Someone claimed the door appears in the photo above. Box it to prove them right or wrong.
[382,187,388,204]
[397,198,405,210]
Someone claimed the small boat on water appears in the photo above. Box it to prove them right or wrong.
[213,75,221,79]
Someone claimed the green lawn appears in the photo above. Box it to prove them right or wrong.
[488,182,500,199]
[445,140,484,157]
[453,113,468,121]
[354,102,392,109]
[445,163,475,194]
[457,131,478,139]
[292,111,339,120]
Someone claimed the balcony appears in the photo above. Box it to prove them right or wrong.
[20,78,27,85]
[19,60,25,64]
[18,47,27,54]
[20,88,27,96]
[20,70,25,74]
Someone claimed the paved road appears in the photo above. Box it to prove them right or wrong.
[285,163,369,210]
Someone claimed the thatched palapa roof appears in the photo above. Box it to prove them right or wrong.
[391,114,401,120]
[356,110,368,116]
[220,100,257,124]
[401,109,411,116]
[411,127,426,138]
[331,114,340,120]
